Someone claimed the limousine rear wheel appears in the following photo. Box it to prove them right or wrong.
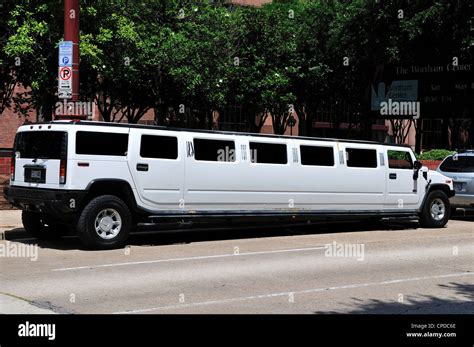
[77,195,131,250]
[420,190,450,228]
[22,211,64,240]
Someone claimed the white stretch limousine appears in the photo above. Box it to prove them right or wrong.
[4,121,455,249]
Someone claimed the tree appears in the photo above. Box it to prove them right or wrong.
[4,0,63,121]
[0,1,18,116]
[156,1,234,129]
[80,0,158,123]
[257,2,299,135]
[289,0,334,137]
[222,5,268,133]
[390,119,414,145]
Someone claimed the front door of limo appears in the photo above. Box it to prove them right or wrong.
[384,147,420,210]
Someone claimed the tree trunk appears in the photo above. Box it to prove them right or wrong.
[468,118,474,149]
[415,118,422,153]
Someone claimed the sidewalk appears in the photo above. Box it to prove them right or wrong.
[0,293,57,314]
[0,210,23,239]
[0,210,57,314]
[0,174,13,209]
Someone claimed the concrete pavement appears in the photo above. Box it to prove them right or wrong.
[0,209,21,239]
[0,211,472,314]
[0,293,56,314]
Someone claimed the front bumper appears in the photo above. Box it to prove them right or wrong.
[3,185,86,220]
[450,194,474,208]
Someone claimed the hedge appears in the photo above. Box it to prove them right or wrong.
[415,149,456,161]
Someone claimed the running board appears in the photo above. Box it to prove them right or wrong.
[144,210,419,225]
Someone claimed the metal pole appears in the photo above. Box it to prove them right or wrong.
[59,0,81,119]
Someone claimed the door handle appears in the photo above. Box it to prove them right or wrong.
[136,163,149,171]
[389,173,397,179]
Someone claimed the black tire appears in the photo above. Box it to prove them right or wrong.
[419,190,451,228]
[77,195,132,250]
[450,207,457,217]
[21,211,64,240]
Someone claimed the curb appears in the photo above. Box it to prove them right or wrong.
[0,227,30,240]
[0,293,58,314]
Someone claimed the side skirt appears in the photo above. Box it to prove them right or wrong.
[138,209,420,227]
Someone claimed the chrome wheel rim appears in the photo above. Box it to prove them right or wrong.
[430,198,445,221]
[95,208,122,239]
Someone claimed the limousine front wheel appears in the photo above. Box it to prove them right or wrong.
[77,195,131,249]
[420,191,450,228]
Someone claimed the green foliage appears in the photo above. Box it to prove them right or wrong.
[2,0,63,119]
[0,0,472,137]
[416,149,456,161]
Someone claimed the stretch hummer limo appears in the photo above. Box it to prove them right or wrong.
[4,121,455,249]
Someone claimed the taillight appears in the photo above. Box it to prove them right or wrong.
[59,133,68,184]
[10,155,15,181]
[59,159,67,184]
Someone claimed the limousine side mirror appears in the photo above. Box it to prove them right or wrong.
[413,160,422,170]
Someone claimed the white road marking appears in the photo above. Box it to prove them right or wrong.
[113,271,474,314]
[52,246,327,272]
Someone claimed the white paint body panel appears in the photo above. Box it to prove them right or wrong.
[9,122,454,216]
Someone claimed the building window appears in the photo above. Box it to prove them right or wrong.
[76,131,128,156]
[250,142,287,164]
[422,119,443,150]
[194,138,235,162]
[346,148,377,168]
[140,135,178,159]
[300,145,334,166]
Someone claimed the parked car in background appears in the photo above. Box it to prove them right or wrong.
[438,150,474,214]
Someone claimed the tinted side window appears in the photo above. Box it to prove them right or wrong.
[194,138,235,162]
[300,145,334,166]
[346,148,377,168]
[250,142,287,164]
[387,150,413,169]
[140,135,178,159]
[76,131,128,156]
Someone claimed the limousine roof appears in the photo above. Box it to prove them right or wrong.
[33,120,412,149]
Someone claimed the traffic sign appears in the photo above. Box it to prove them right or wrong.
[58,41,73,99]
[59,66,72,80]
[58,66,72,99]
[58,90,72,99]
[59,41,73,67]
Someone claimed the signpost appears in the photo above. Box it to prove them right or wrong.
[59,41,73,67]
[58,41,73,100]
[371,80,418,112]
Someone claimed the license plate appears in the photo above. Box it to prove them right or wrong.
[24,166,46,183]
[30,170,41,179]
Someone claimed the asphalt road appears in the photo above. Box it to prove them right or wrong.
[0,215,473,314]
